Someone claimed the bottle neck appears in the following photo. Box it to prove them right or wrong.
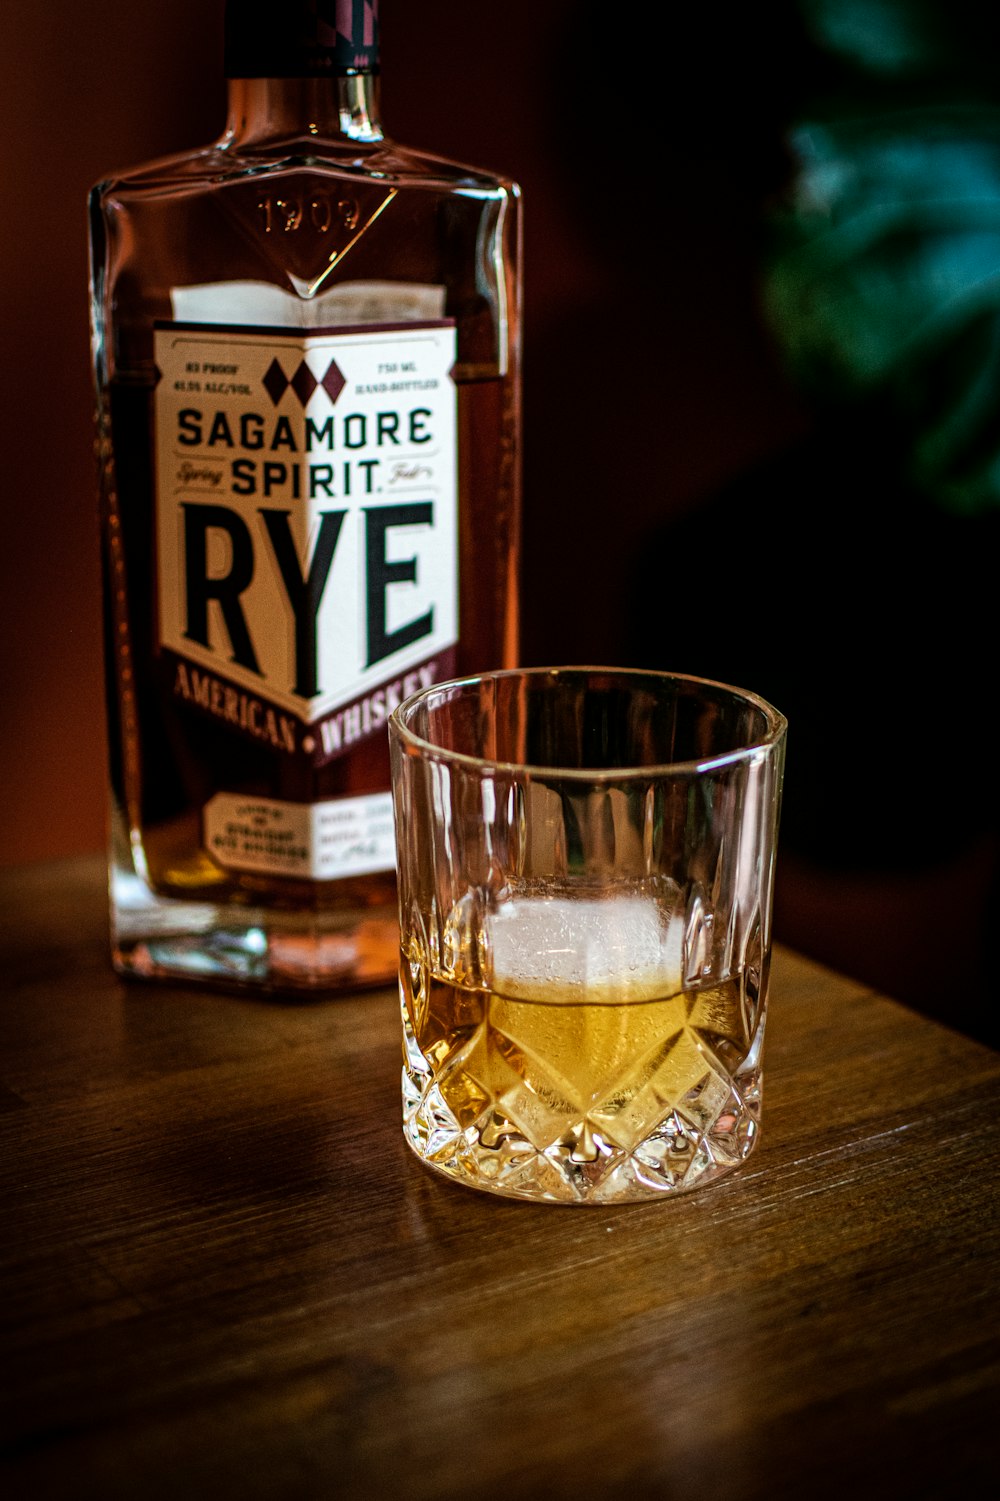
[223,73,383,148]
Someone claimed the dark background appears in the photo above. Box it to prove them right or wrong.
[1,1,995,1038]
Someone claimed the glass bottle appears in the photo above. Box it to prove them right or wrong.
[89,0,521,991]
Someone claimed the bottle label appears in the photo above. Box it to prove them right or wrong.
[151,291,458,882]
[153,312,459,769]
[203,790,395,880]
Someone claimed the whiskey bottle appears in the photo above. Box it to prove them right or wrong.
[89,0,521,991]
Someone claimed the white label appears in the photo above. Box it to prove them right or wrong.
[204,791,396,880]
[154,305,458,727]
[171,279,447,329]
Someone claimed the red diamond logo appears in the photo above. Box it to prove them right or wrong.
[263,358,289,406]
[321,359,346,404]
[291,360,318,406]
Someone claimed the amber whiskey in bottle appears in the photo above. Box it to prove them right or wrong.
[89,1,521,990]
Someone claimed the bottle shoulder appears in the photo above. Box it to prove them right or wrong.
[89,126,521,389]
[91,133,520,209]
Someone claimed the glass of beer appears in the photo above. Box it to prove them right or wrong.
[389,668,787,1206]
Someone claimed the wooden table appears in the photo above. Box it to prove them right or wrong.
[1,856,997,1500]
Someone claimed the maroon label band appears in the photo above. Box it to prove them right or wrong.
[161,643,454,767]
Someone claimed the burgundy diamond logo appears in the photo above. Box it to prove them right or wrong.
[263,357,289,406]
[321,359,346,404]
[262,354,346,406]
[291,360,318,406]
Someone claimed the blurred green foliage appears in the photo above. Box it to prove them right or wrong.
[766,0,1000,514]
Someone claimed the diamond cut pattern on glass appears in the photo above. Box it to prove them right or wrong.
[400,943,763,1206]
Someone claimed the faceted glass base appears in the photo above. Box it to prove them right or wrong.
[400,984,764,1208]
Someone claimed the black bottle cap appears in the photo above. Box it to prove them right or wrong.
[225,0,380,79]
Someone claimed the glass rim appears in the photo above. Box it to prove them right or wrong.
[388,665,787,781]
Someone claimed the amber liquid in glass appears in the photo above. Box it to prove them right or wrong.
[400,895,762,1205]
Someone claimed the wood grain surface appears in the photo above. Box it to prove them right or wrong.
[1,855,997,1500]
